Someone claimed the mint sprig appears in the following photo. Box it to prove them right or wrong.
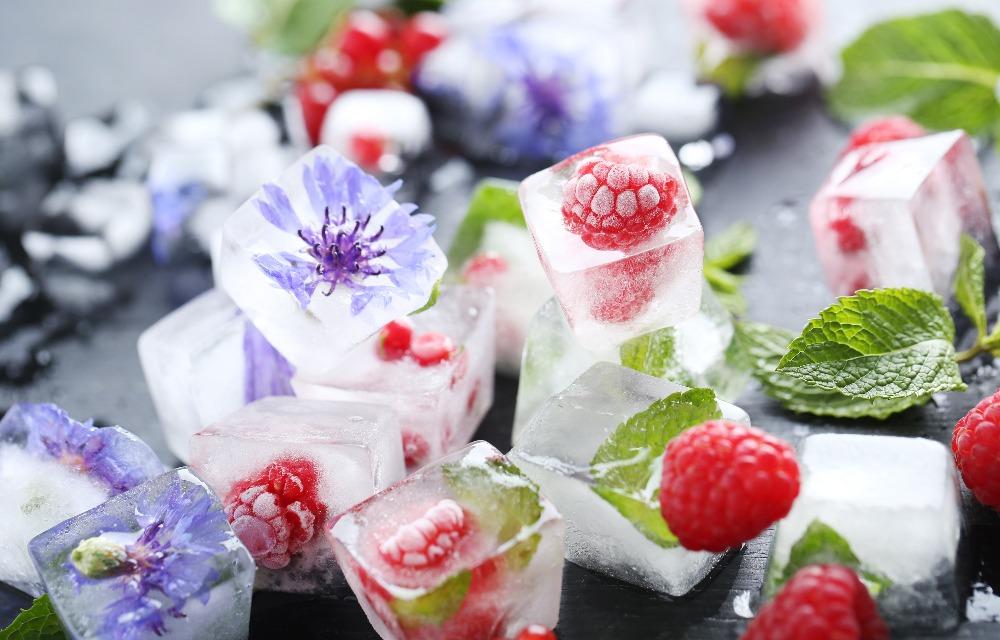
[446,180,525,271]
[619,328,693,386]
[589,389,722,547]
[951,234,1000,360]
[0,595,66,640]
[442,457,542,546]
[390,569,471,628]
[827,10,1000,140]
[704,221,756,316]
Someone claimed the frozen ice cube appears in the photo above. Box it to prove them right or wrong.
[509,362,748,595]
[513,282,746,441]
[189,397,404,593]
[519,134,704,351]
[810,130,998,296]
[29,468,255,640]
[293,285,494,470]
[766,434,962,632]
[217,145,447,376]
[0,403,165,595]
[330,441,564,639]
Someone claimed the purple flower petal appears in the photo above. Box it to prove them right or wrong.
[242,320,295,404]
[257,183,301,233]
[252,253,318,309]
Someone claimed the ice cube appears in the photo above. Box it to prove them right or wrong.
[330,441,564,639]
[765,434,962,631]
[292,285,494,470]
[448,179,552,375]
[138,288,293,462]
[810,130,998,296]
[189,397,404,593]
[29,468,255,639]
[0,403,165,595]
[519,134,704,351]
[508,362,749,595]
[513,282,746,441]
[216,145,447,376]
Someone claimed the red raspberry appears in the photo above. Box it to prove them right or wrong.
[378,319,413,361]
[461,252,509,286]
[589,250,661,323]
[379,499,468,568]
[400,12,447,68]
[338,10,394,69]
[953,389,1000,510]
[515,625,557,640]
[842,115,926,156]
[561,159,679,251]
[704,0,811,54]
[828,209,866,253]
[224,458,327,570]
[349,130,387,171]
[295,78,337,145]
[742,565,889,640]
[411,332,455,366]
[401,430,430,469]
[659,420,799,552]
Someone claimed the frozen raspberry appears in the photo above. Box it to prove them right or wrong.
[659,420,799,552]
[461,252,509,286]
[589,250,661,323]
[953,389,1000,511]
[378,319,413,361]
[561,159,680,251]
[338,10,394,69]
[379,499,467,568]
[842,115,926,156]
[296,78,337,145]
[516,625,557,640]
[401,430,430,469]
[742,564,888,640]
[829,210,866,253]
[704,0,811,54]
[400,12,448,67]
[349,130,387,170]
[224,458,327,570]
[411,331,455,366]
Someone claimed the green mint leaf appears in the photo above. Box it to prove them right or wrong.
[705,222,757,271]
[446,180,525,271]
[619,327,694,386]
[0,595,66,640]
[697,47,762,97]
[391,569,471,628]
[215,0,353,56]
[766,520,892,599]
[775,288,965,399]
[589,389,721,546]
[955,234,987,338]
[827,10,1000,135]
[705,267,747,316]
[409,279,441,316]
[503,533,541,572]
[442,458,542,544]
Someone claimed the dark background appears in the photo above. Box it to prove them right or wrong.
[3,1,1000,637]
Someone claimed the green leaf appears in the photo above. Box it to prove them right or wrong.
[0,595,66,640]
[214,0,353,56]
[589,389,721,546]
[391,570,471,628]
[705,222,757,271]
[827,10,1000,135]
[503,533,541,572]
[955,233,988,338]
[775,288,965,399]
[698,48,762,98]
[705,267,747,316]
[409,279,441,315]
[442,458,542,544]
[446,180,525,271]
[766,520,893,599]
[619,327,694,386]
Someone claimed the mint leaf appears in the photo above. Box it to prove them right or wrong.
[775,288,965,399]
[215,0,353,56]
[827,10,1000,135]
[589,389,721,547]
[409,279,441,315]
[705,266,747,316]
[391,570,471,628]
[955,233,987,338]
[0,595,66,640]
[442,458,542,544]
[705,222,757,271]
[698,48,762,97]
[503,533,541,572]
[766,520,892,599]
[446,180,524,271]
[619,327,693,386]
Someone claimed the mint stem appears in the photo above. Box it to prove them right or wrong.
[955,343,987,363]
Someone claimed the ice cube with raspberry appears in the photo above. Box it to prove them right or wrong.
[189,397,405,593]
[0,402,166,595]
[28,468,256,640]
[215,145,447,378]
[509,363,749,595]
[329,441,564,639]
[139,288,294,463]
[766,434,963,632]
[448,179,552,375]
[512,282,747,442]
[519,135,704,351]
[292,285,495,470]
[810,130,998,296]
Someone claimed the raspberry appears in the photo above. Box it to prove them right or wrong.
[399,12,447,67]
[742,565,889,640]
[561,159,679,250]
[515,625,557,640]
[379,499,467,568]
[842,115,926,156]
[589,250,661,323]
[401,430,430,469]
[411,331,455,366]
[349,130,387,171]
[828,209,866,253]
[659,420,799,552]
[952,388,1000,510]
[461,252,509,286]
[224,458,327,570]
[704,0,811,54]
[378,319,413,361]
[295,78,337,145]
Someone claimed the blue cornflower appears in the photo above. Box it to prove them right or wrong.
[251,152,438,315]
[242,319,294,404]
[149,182,208,263]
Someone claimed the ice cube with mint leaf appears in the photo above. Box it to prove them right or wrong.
[509,362,748,595]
